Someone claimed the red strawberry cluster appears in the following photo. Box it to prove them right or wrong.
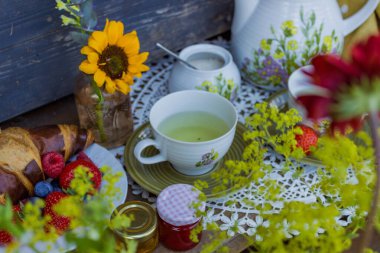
[60,160,102,191]
[0,231,12,246]
[44,192,70,233]
[295,125,319,155]
[0,151,102,246]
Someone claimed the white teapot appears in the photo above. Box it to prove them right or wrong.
[231,0,379,90]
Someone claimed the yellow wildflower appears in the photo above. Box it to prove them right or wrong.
[323,36,333,52]
[269,75,282,85]
[273,50,285,59]
[201,80,212,88]
[227,79,235,90]
[281,20,297,36]
[209,85,219,93]
[260,39,271,51]
[60,15,76,26]
[286,40,298,51]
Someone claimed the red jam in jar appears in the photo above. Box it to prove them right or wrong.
[157,184,205,251]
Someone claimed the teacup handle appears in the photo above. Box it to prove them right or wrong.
[134,138,167,164]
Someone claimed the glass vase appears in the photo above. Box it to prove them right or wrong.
[74,74,133,148]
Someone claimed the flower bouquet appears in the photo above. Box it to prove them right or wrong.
[76,19,149,148]
[57,0,149,148]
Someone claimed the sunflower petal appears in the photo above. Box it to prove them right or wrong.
[129,64,141,73]
[107,21,124,45]
[128,52,149,65]
[88,38,101,54]
[137,64,150,72]
[105,77,116,93]
[89,31,108,53]
[81,46,96,55]
[103,18,110,33]
[118,31,140,56]
[79,60,98,74]
[122,72,134,85]
[87,53,99,64]
[94,69,106,87]
[115,79,130,94]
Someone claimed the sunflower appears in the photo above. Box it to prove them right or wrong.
[79,19,149,94]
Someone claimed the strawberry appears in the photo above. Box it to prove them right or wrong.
[295,125,318,155]
[0,205,23,246]
[44,192,70,233]
[0,230,12,246]
[42,152,65,179]
[59,160,102,192]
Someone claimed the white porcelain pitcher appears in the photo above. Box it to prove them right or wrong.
[231,0,379,90]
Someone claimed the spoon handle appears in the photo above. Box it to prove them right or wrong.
[156,43,198,70]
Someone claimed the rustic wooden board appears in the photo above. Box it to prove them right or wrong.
[0,0,233,122]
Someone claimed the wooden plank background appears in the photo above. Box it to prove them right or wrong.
[0,0,233,122]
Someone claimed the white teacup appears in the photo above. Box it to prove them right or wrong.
[134,90,238,176]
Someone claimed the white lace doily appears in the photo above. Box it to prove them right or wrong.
[110,39,355,236]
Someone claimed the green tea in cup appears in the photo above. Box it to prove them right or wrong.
[134,90,238,176]
[157,111,229,142]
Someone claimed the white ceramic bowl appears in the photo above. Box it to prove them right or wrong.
[168,44,241,101]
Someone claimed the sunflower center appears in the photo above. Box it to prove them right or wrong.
[98,46,128,79]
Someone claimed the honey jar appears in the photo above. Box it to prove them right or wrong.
[156,184,206,251]
[111,201,158,253]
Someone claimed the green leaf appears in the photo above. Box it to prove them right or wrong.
[310,11,316,25]
[81,10,97,31]
[69,31,89,44]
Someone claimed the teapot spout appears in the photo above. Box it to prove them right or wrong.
[232,0,259,34]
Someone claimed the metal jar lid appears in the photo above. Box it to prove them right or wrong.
[111,201,157,243]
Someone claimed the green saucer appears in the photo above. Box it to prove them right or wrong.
[124,122,247,200]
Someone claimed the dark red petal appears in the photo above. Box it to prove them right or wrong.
[309,55,360,91]
[297,95,332,120]
[330,117,364,135]
[352,35,380,78]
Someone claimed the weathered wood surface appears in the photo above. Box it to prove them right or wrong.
[0,0,233,122]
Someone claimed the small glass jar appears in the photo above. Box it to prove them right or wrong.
[74,74,134,148]
[111,201,158,253]
[156,184,206,251]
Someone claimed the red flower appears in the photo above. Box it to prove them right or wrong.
[297,35,380,134]
[351,35,380,78]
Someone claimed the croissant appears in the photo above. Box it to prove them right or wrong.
[0,125,94,204]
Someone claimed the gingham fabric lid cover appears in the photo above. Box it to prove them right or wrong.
[157,184,206,226]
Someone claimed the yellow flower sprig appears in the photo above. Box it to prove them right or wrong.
[79,19,149,94]
[192,102,376,253]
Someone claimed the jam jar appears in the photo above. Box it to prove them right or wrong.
[111,201,158,253]
[156,184,206,251]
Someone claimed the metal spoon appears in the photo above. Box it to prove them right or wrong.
[156,43,198,70]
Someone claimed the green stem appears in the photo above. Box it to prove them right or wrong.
[358,111,380,253]
[91,80,107,142]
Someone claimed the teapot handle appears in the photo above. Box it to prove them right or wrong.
[343,0,379,36]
